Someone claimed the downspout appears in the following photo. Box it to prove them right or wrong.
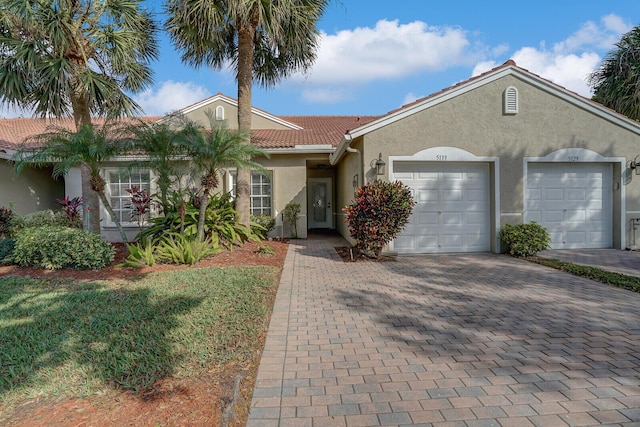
[345,146,362,186]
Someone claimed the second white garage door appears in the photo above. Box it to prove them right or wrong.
[525,162,612,249]
[393,162,491,254]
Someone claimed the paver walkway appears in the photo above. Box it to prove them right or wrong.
[248,237,640,426]
[539,249,640,278]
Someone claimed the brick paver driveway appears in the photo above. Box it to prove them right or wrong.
[248,236,640,426]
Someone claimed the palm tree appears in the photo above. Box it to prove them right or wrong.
[165,0,328,226]
[589,25,640,120]
[184,113,266,241]
[13,123,131,243]
[124,115,193,215]
[0,0,159,232]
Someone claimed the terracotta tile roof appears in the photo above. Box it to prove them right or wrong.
[0,114,378,152]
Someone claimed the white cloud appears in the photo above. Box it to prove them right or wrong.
[134,81,212,116]
[301,87,352,104]
[402,92,423,106]
[299,19,476,86]
[472,14,631,97]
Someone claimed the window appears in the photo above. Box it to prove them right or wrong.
[104,169,152,226]
[229,171,272,216]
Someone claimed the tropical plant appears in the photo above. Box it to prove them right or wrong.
[165,0,329,226]
[10,209,69,233]
[155,233,220,265]
[57,196,83,228]
[13,226,115,270]
[120,242,157,267]
[343,180,415,258]
[13,123,131,242]
[137,193,259,248]
[123,116,193,214]
[499,222,551,257]
[0,0,159,232]
[126,186,152,228]
[283,203,301,238]
[589,25,640,120]
[182,113,265,241]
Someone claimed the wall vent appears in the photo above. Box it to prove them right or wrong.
[215,105,225,121]
[503,86,518,114]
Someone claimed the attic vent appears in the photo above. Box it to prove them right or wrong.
[503,86,518,114]
[215,105,224,121]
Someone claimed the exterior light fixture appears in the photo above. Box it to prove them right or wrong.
[630,155,640,175]
[372,153,386,176]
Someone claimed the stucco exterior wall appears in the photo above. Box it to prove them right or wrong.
[359,74,640,248]
[335,137,363,243]
[182,101,292,130]
[0,160,64,214]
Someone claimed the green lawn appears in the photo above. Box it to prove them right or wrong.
[0,266,279,406]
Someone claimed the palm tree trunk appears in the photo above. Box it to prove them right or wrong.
[96,190,129,243]
[72,92,101,234]
[197,189,210,242]
[235,23,255,226]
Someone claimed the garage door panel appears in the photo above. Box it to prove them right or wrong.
[395,161,490,254]
[525,163,612,249]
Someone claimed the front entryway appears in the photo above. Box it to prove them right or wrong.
[308,177,333,228]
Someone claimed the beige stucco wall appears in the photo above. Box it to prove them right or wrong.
[0,159,64,214]
[183,100,292,130]
[335,137,364,243]
[358,74,640,249]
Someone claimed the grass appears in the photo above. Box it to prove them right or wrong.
[0,266,279,406]
[529,256,640,293]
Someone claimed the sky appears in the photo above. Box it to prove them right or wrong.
[3,1,640,119]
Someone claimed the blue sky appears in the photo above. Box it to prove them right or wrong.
[3,1,640,118]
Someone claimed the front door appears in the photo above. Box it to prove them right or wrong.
[308,178,333,228]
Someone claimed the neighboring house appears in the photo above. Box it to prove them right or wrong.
[3,60,640,252]
[0,119,64,214]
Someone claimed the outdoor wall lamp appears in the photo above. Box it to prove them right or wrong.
[630,154,640,175]
[371,153,386,176]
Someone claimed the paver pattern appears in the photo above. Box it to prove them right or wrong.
[248,236,640,426]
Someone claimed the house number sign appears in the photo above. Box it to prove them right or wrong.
[568,155,579,162]
[436,155,448,161]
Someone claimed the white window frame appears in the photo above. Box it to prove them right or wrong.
[228,170,273,216]
[102,168,154,227]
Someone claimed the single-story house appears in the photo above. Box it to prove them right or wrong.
[3,60,640,253]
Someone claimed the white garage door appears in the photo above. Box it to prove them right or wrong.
[525,163,612,249]
[393,162,491,254]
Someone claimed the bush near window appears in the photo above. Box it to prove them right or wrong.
[13,226,115,270]
[499,221,551,257]
[251,214,275,239]
[10,209,70,233]
[343,179,415,258]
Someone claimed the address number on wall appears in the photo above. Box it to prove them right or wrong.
[568,156,579,162]
[436,155,448,161]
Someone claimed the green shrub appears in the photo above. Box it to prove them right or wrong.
[155,233,219,265]
[343,179,415,258]
[283,203,301,238]
[0,206,13,238]
[499,221,551,257]
[13,226,115,270]
[11,209,69,233]
[0,238,15,264]
[251,215,275,239]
